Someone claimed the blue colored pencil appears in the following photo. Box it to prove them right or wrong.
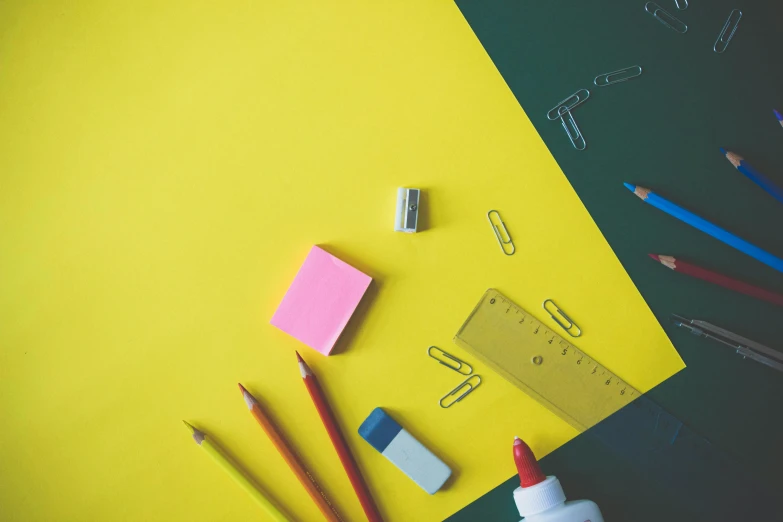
[720,148,783,205]
[775,109,783,128]
[624,183,783,273]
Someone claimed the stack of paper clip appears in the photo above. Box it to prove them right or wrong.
[547,89,589,150]
[547,65,642,151]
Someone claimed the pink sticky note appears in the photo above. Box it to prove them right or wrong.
[271,246,372,355]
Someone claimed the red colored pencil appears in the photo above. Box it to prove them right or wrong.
[296,352,384,522]
[649,254,783,306]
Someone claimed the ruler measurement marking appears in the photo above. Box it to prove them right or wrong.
[494,291,635,395]
[457,289,639,430]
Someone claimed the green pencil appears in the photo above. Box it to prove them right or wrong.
[183,421,292,522]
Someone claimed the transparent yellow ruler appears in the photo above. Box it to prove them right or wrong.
[454,288,638,432]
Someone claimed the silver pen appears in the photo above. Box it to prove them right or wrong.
[670,314,783,373]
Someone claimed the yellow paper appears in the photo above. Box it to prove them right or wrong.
[0,1,684,521]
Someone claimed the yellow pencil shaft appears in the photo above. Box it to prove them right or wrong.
[201,438,292,522]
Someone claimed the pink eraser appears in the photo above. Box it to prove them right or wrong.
[270,246,372,355]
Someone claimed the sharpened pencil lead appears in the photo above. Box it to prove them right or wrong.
[297,352,312,378]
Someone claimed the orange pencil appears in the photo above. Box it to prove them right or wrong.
[297,352,384,522]
[238,383,344,522]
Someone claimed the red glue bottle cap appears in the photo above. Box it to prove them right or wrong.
[513,436,546,487]
[512,436,567,517]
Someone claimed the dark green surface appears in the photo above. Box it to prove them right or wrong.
[447,1,783,521]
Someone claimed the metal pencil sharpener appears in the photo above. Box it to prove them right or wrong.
[395,188,420,233]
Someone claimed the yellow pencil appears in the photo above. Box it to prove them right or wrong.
[183,421,292,522]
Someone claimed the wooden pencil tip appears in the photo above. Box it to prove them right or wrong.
[774,109,782,121]
[657,255,677,269]
[183,422,206,445]
[648,254,660,262]
[625,184,650,200]
[719,147,727,155]
[238,383,257,408]
[724,150,742,168]
[295,351,304,363]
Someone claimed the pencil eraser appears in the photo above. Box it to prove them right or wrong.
[358,407,451,494]
[394,188,420,233]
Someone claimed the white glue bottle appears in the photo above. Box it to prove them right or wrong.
[512,436,604,522]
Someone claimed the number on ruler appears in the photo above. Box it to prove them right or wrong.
[561,348,568,355]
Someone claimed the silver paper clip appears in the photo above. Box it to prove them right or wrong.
[487,210,515,255]
[675,0,688,10]
[546,89,591,121]
[644,2,688,33]
[439,375,482,408]
[543,299,582,337]
[714,10,742,54]
[428,346,473,375]
[594,65,643,87]
[559,106,586,151]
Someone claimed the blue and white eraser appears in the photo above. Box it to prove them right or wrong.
[358,407,451,494]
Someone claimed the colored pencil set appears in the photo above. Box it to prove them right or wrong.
[185,352,383,522]
[625,125,783,307]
